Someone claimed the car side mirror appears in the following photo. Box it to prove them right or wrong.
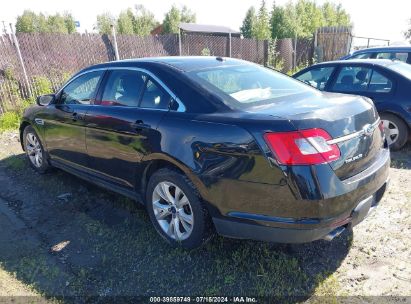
[36,94,55,106]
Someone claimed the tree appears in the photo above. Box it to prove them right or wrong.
[268,0,351,39]
[117,9,135,34]
[16,10,41,33]
[270,4,289,39]
[404,19,411,43]
[240,7,257,38]
[321,2,350,27]
[116,5,158,36]
[15,10,76,34]
[162,5,196,34]
[95,12,115,34]
[254,0,271,40]
[180,5,196,23]
[133,5,159,36]
[63,12,76,34]
[47,13,69,33]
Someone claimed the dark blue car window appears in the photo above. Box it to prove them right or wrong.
[332,66,392,93]
[295,67,334,90]
[101,70,146,107]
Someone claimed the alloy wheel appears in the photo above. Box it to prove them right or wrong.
[381,119,399,146]
[26,133,43,168]
[152,181,194,241]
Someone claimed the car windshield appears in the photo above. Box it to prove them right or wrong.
[387,62,411,80]
[188,64,314,109]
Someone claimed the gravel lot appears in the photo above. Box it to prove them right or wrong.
[0,130,410,303]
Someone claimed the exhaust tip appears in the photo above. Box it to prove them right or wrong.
[323,226,346,241]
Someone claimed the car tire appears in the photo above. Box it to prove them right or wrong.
[146,168,212,249]
[380,113,408,151]
[23,125,50,173]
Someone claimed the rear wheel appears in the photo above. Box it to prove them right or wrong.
[380,113,408,151]
[23,125,50,173]
[146,168,211,249]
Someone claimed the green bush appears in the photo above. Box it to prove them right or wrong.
[0,111,21,132]
[32,75,53,96]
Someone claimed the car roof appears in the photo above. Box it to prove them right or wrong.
[82,56,248,73]
[351,46,411,54]
[315,58,404,67]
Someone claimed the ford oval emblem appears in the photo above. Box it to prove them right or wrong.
[362,124,374,136]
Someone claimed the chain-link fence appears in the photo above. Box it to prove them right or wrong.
[0,27,351,113]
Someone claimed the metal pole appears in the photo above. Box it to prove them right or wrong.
[9,23,32,97]
[293,34,297,70]
[228,32,232,57]
[178,28,182,56]
[111,24,119,61]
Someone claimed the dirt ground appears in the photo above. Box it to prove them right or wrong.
[0,130,410,303]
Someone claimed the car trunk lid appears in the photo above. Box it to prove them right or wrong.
[245,91,384,179]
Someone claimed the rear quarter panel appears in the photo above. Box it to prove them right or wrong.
[149,111,296,217]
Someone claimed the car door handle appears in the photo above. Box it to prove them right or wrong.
[131,120,150,131]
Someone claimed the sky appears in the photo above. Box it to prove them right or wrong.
[0,0,410,45]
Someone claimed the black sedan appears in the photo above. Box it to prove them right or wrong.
[20,57,389,249]
[293,59,411,150]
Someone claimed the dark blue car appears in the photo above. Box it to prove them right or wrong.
[340,46,411,64]
[293,59,411,150]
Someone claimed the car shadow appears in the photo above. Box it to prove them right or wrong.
[390,142,411,169]
[0,153,352,302]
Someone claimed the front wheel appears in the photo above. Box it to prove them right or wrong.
[380,113,408,151]
[23,125,50,173]
[146,168,211,249]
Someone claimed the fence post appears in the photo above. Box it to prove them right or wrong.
[9,23,32,97]
[111,24,120,61]
[263,40,269,66]
[293,35,297,70]
[178,28,182,56]
[228,32,232,57]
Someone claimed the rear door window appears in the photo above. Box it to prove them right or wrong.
[368,71,392,92]
[331,66,392,93]
[332,66,372,92]
[100,70,146,107]
[295,66,335,90]
[140,79,172,110]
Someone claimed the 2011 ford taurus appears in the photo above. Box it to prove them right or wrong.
[20,57,390,249]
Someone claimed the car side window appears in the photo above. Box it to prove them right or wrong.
[393,52,408,62]
[295,67,335,90]
[376,52,394,59]
[332,66,372,92]
[368,71,392,93]
[351,53,373,59]
[140,79,172,110]
[60,71,103,105]
[101,70,147,107]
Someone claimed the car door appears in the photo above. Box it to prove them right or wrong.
[294,65,336,91]
[328,64,395,108]
[85,68,171,189]
[43,70,105,169]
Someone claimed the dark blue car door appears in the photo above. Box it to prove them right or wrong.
[328,64,396,109]
[84,68,170,190]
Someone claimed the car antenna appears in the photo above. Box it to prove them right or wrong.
[216,56,225,62]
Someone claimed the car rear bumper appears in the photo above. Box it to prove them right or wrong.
[212,148,390,243]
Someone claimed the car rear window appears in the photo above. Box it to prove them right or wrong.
[188,64,313,109]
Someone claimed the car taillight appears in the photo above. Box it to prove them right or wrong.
[378,120,384,133]
[264,128,340,165]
